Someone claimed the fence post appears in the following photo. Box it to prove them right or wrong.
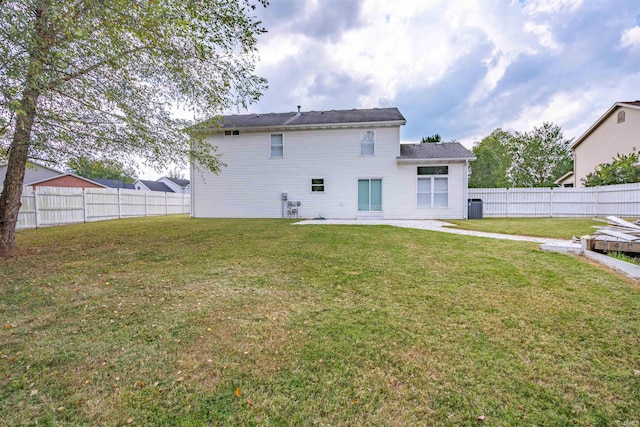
[182,193,186,214]
[117,188,122,219]
[595,187,600,217]
[82,188,88,223]
[165,192,168,216]
[549,187,553,218]
[33,187,39,229]
[144,191,148,217]
[505,188,509,217]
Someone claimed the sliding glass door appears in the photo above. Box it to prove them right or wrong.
[358,179,382,211]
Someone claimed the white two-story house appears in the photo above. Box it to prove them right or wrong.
[191,107,476,219]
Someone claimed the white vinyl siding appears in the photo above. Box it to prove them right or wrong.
[270,133,283,158]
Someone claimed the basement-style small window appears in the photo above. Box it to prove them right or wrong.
[311,178,325,192]
[618,110,625,124]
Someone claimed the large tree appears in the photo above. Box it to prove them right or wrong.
[67,157,137,184]
[509,122,573,187]
[0,0,267,250]
[468,129,513,188]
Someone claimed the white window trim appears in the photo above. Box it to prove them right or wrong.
[311,178,325,193]
[270,133,284,158]
[359,130,375,156]
[417,166,449,209]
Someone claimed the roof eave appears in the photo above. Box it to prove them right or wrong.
[396,156,476,164]
[207,119,406,134]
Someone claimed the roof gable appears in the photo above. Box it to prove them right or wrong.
[572,101,640,149]
[136,179,174,192]
[28,173,107,188]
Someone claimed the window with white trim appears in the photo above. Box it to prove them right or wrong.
[417,166,448,208]
[311,178,325,192]
[270,133,283,158]
[360,130,375,155]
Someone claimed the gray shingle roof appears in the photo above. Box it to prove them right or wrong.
[94,179,136,189]
[164,177,190,187]
[399,143,476,160]
[138,180,174,192]
[210,107,405,130]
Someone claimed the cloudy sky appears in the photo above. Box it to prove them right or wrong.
[240,0,640,147]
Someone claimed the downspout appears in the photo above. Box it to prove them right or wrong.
[463,160,469,219]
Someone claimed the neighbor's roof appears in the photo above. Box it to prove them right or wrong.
[205,107,406,131]
[137,180,174,192]
[572,101,640,150]
[163,177,190,187]
[398,143,476,162]
[94,179,136,189]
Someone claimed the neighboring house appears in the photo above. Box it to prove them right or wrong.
[135,179,174,192]
[1,161,62,188]
[1,161,106,189]
[94,179,136,189]
[191,107,476,219]
[569,101,640,187]
[555,171,574,188]
[157,177,190,194]
[29,173,107,189]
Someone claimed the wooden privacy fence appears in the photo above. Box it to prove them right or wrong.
[468,183,640,217]
[10,186,190,229]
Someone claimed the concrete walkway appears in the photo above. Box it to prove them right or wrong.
[294,219,578,247]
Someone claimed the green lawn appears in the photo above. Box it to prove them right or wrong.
[1,216,639,426]
[445,217,605,239]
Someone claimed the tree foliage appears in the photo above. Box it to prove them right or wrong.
[583,149,640,187]
[421,134,442,143]
[0,0,268,249]
[469,123,574,188]
[509,122,573,187]
[67,157,137,183]
[468,129,513,188]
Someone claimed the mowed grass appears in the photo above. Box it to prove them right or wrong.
[1,216,639,426]
[445,217,608,239]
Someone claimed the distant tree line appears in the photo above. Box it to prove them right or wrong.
[469,122,574,188]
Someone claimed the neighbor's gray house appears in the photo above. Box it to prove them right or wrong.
[191,107,476,219]
[557,100,640,187]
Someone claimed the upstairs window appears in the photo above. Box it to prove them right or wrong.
[360,130,375,155]
[224,130,240,136]
[618,110,625,124]
[270,134,283,158]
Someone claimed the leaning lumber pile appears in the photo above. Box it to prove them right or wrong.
[584,216,640,254]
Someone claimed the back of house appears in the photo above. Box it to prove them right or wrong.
[191,107,475,219]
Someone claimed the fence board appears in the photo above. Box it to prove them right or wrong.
[468,183,640,217]
[0,186,190,229]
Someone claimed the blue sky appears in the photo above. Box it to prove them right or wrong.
[242,0,640,147]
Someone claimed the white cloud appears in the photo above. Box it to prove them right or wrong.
[524,22,562,52]
[621,26,640,51]
[522,0,583,15]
